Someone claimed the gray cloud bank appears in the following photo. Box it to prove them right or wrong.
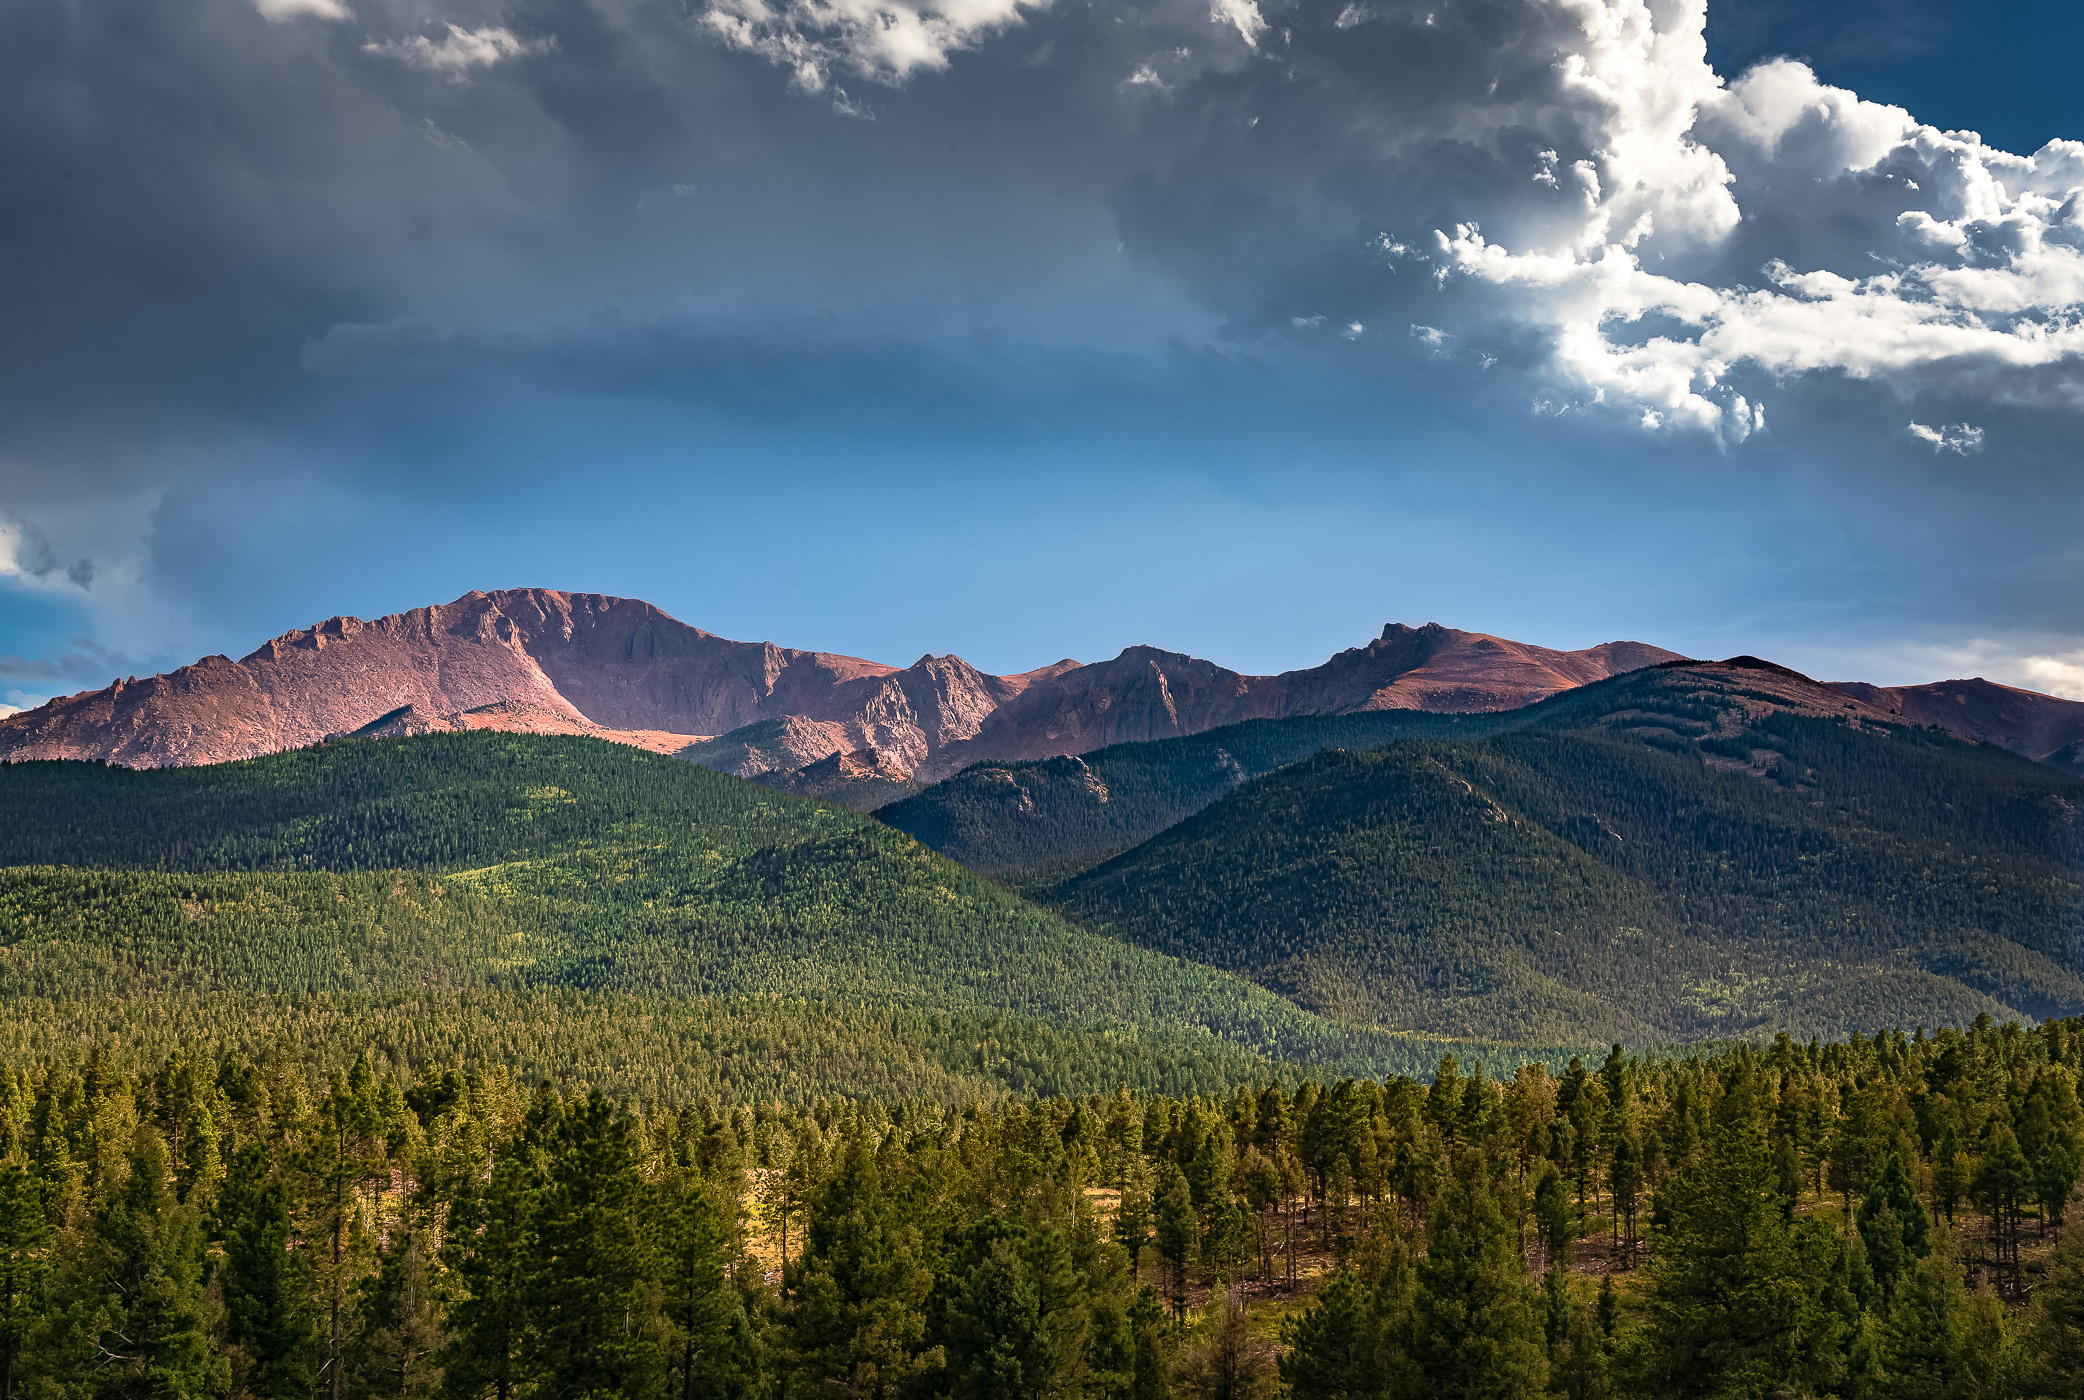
[0,0,2081,690]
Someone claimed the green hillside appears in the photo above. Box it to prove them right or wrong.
[877,709,1502,881]
[1044,666,2084,1044]
[0,734,1560,1100]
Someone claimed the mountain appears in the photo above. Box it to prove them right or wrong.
[1831,676,2084,777]
[916,627,1681,773]
[0,589,1060,777]
[1031,658,2084,1044]
[877,654,1908,883]
[878,709,1512,883]
[0,730,1545,1100]
[0,588,1676,791]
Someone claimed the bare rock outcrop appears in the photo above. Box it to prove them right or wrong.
[0,589,1686,790]
[931,624,1687,769]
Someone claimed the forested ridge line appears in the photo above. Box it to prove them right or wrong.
[0,734,1583,1097]
[875,708,1504,881]
[1042,679,2084,1044]
[3,1016,2084,1399]
[881,660,2084,888]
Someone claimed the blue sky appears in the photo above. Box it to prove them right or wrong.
[3,0,2083,707]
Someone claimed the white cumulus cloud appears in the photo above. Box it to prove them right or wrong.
[1907,421,1984,454]
[253,0,350,20]
[1210,0,1267,47]
[1402,0,2084,440]
[2021,651,2084,701]
[366,25,555,74]
[701,0,1048,92]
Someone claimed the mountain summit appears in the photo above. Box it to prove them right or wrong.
[0,589,1679,788]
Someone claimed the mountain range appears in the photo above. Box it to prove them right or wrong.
[2,586,2082,1053]
[1015,657,2084,1041]
[4,586,2082,795]
[0,587,1678,788]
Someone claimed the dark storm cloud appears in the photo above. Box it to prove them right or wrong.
[0,0,2081,695]
[0,639,130,685]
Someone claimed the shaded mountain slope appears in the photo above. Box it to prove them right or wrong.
[876,708,1512,882]
[1040,660,2084,1044]
[883,655,2037,883]
[1832,676,2084,777]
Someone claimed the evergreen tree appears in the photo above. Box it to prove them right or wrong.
[656,1164,755,1400]
[1547,1296,1610,1400]
[1154,1166,1196,1323]
[440,1130,542,1400]
[788,1138,940,1400]
[1114,1156,1155,1281]
[1127,1286,1172,1400]
[218,1142,319,1400]
[2035,1143,2079,1243]
[1856,1156,1931,1304]
[1879,1243,1968,1400]
[71,1136,225,1400]
[1405,1160,1547,1400]
[1635,1070,1844,1400]
[1532,1163,1572,1273]
[0,1166,47,1400]
[932,1217,1088,1400]
[2031,1185,2084,1400]
[1173,1289,1276,1400]
[1279,1270,1385,1400]
[1972,1128,2031,1295]
[309,1057,388,1400]
[528,1092,659,1400]
[347,1231,444,1400]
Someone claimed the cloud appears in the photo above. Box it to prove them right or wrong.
[0,517,95,595]
[1907,421,1984,454]
[701,0,1047,92]
[2021,651,2084,701]
[254,0,350,20]
[1813,635,2084,703]
[829,86,875,119]
[5,0,2084,698]
[365,25,555,74]
[1097,0,2084,442]
[1421,43,2084,440]
[1210,0,1266,47]
[1,689,57,715]
[0,640,129,686]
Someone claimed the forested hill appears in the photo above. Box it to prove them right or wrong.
[879,657,2084,885]
[0,733,1551,1101]
[1044,663,2084,1046]
[876,709,1509,882]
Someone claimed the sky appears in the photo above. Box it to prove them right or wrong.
[3,0,2084,711]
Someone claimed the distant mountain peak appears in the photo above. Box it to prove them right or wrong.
[0,588,1682,793]
[1829,674,2084,777]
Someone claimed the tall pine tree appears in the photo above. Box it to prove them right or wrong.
[527,1092,660,1400]
[1405,1160,1547,1400]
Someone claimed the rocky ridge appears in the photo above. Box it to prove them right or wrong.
[0,587,1689,789]
[1830,676,2084,778]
